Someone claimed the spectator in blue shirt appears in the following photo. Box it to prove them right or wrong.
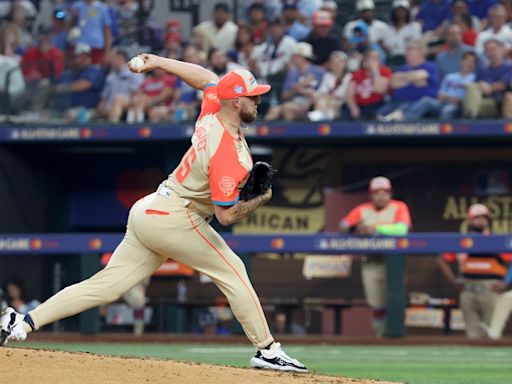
[53,43,104,121]
[97,49,143,122]
[467,0,497,27]
[69,0,113,64]
[463,38,512,118]
[265,42,325,121]
[416,0,452,34]
[349,21,386,65]
[436,24,474,81]
[377,39,439,121]
[282,2,310,41]
[392,51,477,121]
[51,9,69,51]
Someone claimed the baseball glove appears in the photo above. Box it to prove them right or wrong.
[239,161,276,201]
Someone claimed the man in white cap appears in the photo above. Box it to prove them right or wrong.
[265,42,325,121]
[343,0,393,52]
[339,177,412,337]
[438,203,512,339]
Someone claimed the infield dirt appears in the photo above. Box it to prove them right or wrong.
[1,347,400,384]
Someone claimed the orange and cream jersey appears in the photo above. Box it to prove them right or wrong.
[341,200,412,229]
[165,83,252,216]
[442,252,512,280]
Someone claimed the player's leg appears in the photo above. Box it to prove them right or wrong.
[460,289,481,339]
[1,200,166,344]
[488,290,512,339]
[361,261,387,337]
[122,280,148,335]
[131,199,306,372]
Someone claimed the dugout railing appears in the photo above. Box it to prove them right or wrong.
[1,232,511,337]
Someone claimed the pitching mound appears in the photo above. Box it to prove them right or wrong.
[1,347,398,384]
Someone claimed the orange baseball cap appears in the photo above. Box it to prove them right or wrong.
[467,204,490,219]
[369,176,392,192]
[216,69,271,100]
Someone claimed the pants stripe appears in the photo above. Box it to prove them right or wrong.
[186,209,269,340]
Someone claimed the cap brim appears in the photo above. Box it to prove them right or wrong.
[246,84,271,97]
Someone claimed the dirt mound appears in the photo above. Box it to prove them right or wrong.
[0,347,399,384]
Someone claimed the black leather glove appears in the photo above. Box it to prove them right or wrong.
[239,161,276,201]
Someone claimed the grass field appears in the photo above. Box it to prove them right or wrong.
[14,342,512,384]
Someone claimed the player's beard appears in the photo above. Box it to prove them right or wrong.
[240,108,257,123]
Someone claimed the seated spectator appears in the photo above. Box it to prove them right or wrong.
[281,1,310,41]
[463,38,512,118]
[308,51,351,121]
[436,24,474,81]
[250,17,296,87]
[193,2,238,54]
[453,12,478,47]
[386,0,422,67]
[389,51,478,121]
[344,49,392,121]
[160,25,182,61]
[69,0,113,64]
[343,0,393,54]
[21,26,65,82]
[207,47,241,78]
[127,68,178,123]
[319,0,342,39]
[467,0,498,30]
[451,0,481,32]
[96,49,143,122]
[229,23,255,68]
[0,51,26,114]
[347,21,386,71]
[475,4,512,56]
[52,43,104,121]
[21,26,65,112]
[265,42,325,121]
[377,39,439,121]
[304,10,342,67]
[4,279,40,315]
[174,45,202,121]
[112,0,139,44]
[247,3,268,44]
[50,9,69,52]
[416,0,452,36]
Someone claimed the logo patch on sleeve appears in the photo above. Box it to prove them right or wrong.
[219,176,237,197]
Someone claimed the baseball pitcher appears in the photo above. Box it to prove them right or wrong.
[0,54,307,372]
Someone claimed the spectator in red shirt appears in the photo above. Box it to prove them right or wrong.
[20,26,65,111]
[453,12,478,47]
[127,68,179,123]
[344,49,392,120]
[21,27,65,81]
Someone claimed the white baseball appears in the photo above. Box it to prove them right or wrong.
[130,56,145,72]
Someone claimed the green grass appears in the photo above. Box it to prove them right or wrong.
[13,342,512,384]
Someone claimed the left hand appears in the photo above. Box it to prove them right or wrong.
[492,281,507,294]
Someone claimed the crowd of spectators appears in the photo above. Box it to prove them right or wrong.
[2,0,512,122]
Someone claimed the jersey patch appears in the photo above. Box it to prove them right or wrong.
[218,176,237,197]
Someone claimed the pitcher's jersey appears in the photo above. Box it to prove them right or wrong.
[165,84,253,216]
[341,200,412,229]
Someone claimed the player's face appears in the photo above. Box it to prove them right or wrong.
[469,215,490,232]
[239,95,260,123]
[371,189,391,209]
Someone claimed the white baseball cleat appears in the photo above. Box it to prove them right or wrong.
[250,342,308,373]
[0,307,27,346]
[479,322,500,340]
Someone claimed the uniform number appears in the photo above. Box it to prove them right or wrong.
[176,147,197,183]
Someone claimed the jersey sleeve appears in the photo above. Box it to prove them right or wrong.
[198,83,220,120]
[209,133,246,206]
[395,201,412,227]
[341,206,362,228]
